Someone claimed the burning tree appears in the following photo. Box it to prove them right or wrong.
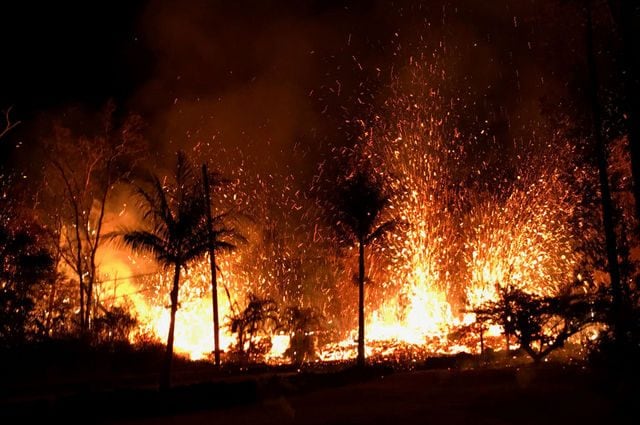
[119,151,212,389]
[1,137,59,344]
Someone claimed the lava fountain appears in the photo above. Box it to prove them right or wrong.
[102,58,590,363]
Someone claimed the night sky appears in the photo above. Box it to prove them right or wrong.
[0,0,617,177]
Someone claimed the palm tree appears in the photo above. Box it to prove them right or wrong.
[332,169,394,367]
[120,151,210,389]
[228,293,279,362]
[201,164,244,368]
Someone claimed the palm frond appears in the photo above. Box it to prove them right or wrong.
[121,230,171,267]
[365,220,397,245]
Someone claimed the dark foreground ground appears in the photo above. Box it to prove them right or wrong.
[112,366,635,425]
[3,361,638,425]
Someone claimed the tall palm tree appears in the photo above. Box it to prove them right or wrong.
[201,164,244,368]
[120,151,210,389]
[332,169,395,367]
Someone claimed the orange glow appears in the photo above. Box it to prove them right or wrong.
[92,67,590,364]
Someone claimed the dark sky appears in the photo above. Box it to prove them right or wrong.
[0,2,148,112]
[0,0,613,179]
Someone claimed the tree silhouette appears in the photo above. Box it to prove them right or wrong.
[583,2,626,345]
[331,168,394,367]
[0,221,54,346]
[607,0,640,223]
[0,106,20,140]
[92,305,137,347]
[201,164,244,368]
[474,285,599,363]
[119,151,210,389]
[228,293,279,363]
[282,306,322,365]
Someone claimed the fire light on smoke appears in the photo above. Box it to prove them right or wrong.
[99,60,589,364]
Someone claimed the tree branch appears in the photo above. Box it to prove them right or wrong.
[0,106,21,139]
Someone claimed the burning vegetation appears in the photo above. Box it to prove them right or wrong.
[1,1,639,401]
[1,67,629,369]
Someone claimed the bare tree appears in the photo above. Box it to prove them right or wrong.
[0,106,20,140]
[43,103,144,337]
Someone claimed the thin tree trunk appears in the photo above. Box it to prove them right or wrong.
[52,161,86,336]
[248,323,256,362]
[75,215,85,337]
[357,238,366,367]
[85,176,110,332]
[608,0,640,223]
[46,280,57,336]
[202,165,221,367]
[585,3,625,341]
[161,263,181,390]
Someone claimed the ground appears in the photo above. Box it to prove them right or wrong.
[115,366,634,425]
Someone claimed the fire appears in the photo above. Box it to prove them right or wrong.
[94,61,591,364]
[106,145,582,363]
[125,258,239,360]
[465,167,579,306]
[314,66,584,360]
[136,296,233,361]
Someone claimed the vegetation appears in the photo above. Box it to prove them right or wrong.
[330,167,395,367]
[201,163,245,367]
[119,151,212,389]
[0,220,55,346]
[1,4,640,413]
[474,285,599,363]
[92,305,138,346]
[227,293,279,363]
[42,104,144,336]
[282,306,323,365]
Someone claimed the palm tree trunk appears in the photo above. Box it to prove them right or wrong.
[357,238,366,367]
[202,164,221,368]
[210,249,221,367]
[161,263,181,390]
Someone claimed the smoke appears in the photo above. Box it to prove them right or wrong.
[120,1,591,185]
